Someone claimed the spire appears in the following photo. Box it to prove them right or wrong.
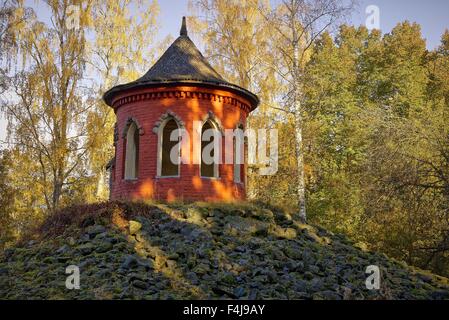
[103,14,259,109]
[180,16,188,36]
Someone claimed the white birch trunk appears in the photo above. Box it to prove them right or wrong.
[294,104,306,221]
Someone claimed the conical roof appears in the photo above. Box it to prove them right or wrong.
[103,17,259,108]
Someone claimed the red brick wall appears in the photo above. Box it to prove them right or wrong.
[109,85,253,202]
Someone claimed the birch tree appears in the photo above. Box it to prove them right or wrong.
[0,0,33,100]
[188,0,276,98]
[2,0,161,211]
[261,0,355,220]
[3,0,95,211]
[86,0,160,200]
[189,0,286,200]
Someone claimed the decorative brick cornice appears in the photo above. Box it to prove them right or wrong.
[112,90,252,113]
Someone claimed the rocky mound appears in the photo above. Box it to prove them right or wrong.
[0,201,448,300]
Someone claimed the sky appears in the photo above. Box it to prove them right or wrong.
[158,0,449,50]
[1,0,449,143]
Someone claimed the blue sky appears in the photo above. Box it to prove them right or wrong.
[1,0,449,143]
[351,0,449,49]
[158,0,449,50]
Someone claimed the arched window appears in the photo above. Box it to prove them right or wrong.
[124,122,139,179]
[201,120,220,178]
[160,119,180,177]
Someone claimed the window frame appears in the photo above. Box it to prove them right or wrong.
[200,119,221,179]
[123,121,139,181]
[156,117,182,178]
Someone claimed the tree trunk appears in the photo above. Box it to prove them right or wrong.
[294,102,306,221]
[292,28,307,221]
[52,178,63,212]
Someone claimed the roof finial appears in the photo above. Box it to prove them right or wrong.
[180,16,188,36]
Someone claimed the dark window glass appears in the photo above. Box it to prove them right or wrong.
[161,119,179,176]
[201,121,216,177]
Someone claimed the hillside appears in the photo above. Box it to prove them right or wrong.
[0,201,448,300]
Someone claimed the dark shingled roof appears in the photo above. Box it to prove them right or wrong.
[103,17,259,109]
[137,32,225,84]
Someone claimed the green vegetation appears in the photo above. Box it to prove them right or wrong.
[250,24,449,277]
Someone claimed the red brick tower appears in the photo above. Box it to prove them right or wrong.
[104,17,259,202]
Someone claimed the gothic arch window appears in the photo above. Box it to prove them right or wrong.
[123,121,140,180]
[201,119,221,178]
[153,111,184,178]
[158,118,181,177]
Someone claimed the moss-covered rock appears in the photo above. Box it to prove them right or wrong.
[0,201,448,300]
